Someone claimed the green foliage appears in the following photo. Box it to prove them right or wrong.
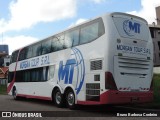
[0,85,7,95]
[153,74,160,102]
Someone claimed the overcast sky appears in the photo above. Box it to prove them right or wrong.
[0,0,160,54]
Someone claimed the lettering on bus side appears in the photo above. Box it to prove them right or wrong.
[58,59,76,84]
[31,58,39,67]
[20,60,30,69]
[20,55,50,70]
[41,55,50,65]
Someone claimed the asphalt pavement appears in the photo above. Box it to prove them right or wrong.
[0,95,159,119]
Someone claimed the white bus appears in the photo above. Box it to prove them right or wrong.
[8,12,153,109]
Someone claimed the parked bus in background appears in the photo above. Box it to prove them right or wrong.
[8,12,153,109]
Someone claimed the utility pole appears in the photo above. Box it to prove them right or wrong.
[156,6,160,25]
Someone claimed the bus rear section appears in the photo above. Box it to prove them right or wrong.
[102,13,153,104]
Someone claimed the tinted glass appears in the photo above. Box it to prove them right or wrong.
[65,29,79,48]
[48,65,55,80]
[8,72,14,83]
[32,43,41,57]
[19,48,27,61]
[24,71,30,82]
[41,39,51,55]
[11,50,19,63]
[44,66,49,81]
[80,22,99,44]
[26,47,32,59]
[52,34,64,52]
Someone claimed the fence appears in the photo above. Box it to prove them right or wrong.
[0,79,7,85]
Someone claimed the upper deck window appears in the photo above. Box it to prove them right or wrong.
[11,18,105,62]
[19,48,27,61]
[11,50,19,63]
[41,39,52,55]
[80,22,99,44]
[32,43,42,57]
[65,29,79,48]
[52,34,65,52]
[26,46,32,59]
[80,18,105,45]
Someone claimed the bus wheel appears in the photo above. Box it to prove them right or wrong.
[66,89,76,109]
[54,89,64,107]
[12,88,19,100]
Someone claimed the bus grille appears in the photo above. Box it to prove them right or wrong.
[86,83,100,101]
[117,56,150,76]
[118,57,150,70]
[90,60,102,70]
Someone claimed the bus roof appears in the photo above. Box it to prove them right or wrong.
[110,12,148,23]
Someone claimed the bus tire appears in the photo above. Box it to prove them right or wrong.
[54,88,64,107]
[12,87,19,100]
[66,89,76,109]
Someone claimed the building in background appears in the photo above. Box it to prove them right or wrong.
[148,6,160,73]
[0,45,10,67]
[149,25,160,66]
[0,67,8,79]
[149,6,160,67]
[0,45,10,82]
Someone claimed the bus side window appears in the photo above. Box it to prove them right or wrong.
[65,29,79,48]
[8,72,14,83]
[43,66,49,81]
[51,35,64,52]
[98,18,105,37]
[80,22,99,44]
[48,65,55,80]
[57,34,65,50]
[26,46,32,59]
[41,39,51,55]
[16,71,23,82]
[24,71,30,82]
[31,70,36,82]
[32,43,42,57]
[51,38,58,52]
[19,48,27,61]
[11,50,19,63]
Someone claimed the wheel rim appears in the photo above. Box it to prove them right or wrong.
[55,91,61,104]
[67,92,74,106]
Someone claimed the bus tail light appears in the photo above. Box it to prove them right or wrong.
[105,72,117,90]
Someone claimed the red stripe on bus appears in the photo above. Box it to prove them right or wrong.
[77,101,100,105]
[77,90,153,105]
[17,94,52,101]
[7,49,22,93]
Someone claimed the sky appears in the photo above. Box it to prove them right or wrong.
[0,0,160,55]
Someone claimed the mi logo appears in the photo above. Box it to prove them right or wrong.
[123,20,141,36]
[58,59,76,84]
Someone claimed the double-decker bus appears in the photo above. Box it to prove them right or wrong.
[8,12,153,109]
